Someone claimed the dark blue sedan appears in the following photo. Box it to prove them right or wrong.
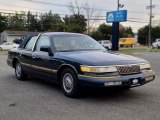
[7,32,155,97]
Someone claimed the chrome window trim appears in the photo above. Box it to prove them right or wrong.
[32,33,42,52]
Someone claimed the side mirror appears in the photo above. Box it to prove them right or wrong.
[40,46,53,56]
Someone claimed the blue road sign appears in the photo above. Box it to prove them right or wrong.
[106,10,127,23]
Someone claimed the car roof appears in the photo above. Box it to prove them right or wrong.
[41,32,84,36]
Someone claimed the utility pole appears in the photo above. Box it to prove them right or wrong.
[147,0,155,47]
[118,0,120,11]
[112,0,120,51]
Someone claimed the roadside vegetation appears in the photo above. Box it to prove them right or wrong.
[117,47,160,55]
[0,51,8,55]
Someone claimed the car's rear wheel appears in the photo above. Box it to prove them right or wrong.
[61,68,79,98]
[0,47,2,51]
[15,61,27,80]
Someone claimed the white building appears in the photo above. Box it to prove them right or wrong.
[0,30,38,43]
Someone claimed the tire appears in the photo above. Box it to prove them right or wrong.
[60,68,79,98]
[15,61,27,81]
[0,47,2,51]
[158,45,160,49]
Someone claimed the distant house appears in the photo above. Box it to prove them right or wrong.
[0,30,38,43]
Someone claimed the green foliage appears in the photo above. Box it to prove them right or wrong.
[40,11,64,32]
[0,14,8,32]
[7,12,26,31]
[91,23,112,40]
[63,14,87,33]
[0,11,86,33]
[120,26,134,38]
[90,23,134,41]
[138,25,160,45]
[26,11,40,31]
[91,31,104,40]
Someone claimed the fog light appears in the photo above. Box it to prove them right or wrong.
[104,81,122,86]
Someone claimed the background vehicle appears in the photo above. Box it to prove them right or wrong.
[152,39,160,49]
[119,38,136,48]
[0,42,19,51]
[98,40,112,50]
[13,39,23,45]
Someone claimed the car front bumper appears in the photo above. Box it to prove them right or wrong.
[78,73,155,88]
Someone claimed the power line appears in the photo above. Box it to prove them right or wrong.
[20,0,154,14]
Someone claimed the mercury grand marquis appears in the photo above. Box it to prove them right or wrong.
[7,32,155,97]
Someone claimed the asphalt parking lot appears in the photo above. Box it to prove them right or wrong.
[0,52,160,120]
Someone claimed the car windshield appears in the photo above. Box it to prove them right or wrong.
[53,35,105,52]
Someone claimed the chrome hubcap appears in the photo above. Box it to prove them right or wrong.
[63,73,73,93]
[16,63,21,77]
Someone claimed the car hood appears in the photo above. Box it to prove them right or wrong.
[56,51,148,66]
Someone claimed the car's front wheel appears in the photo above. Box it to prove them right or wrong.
[61,68,79,98]
[15,61,27,80]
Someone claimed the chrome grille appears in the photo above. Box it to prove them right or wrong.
[117,65,141,75]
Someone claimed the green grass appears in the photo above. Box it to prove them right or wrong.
[117,47,160,55]
[0,51,8,55]
[149,48,160,52]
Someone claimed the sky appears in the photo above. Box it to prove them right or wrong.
[0,0,160,33]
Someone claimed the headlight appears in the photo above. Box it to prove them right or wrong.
[140,63,151,69]
[80,66,118,73]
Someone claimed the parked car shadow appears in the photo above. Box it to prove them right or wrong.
[23,75,144,101]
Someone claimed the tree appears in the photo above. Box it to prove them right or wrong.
[64,14,87,33]
[90,23,112,40]
[7,12,26,31]
[68,0,101,34]
[83,1,101,34]
[26,11,40,31]
[91,30,104,40]
[125,27,134,37]
[0,13,8,32]
[68,0,84,15]
[40,11,64,32]
[98,23,112,39]
[137,25,160,45]
[119,25,134,38]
